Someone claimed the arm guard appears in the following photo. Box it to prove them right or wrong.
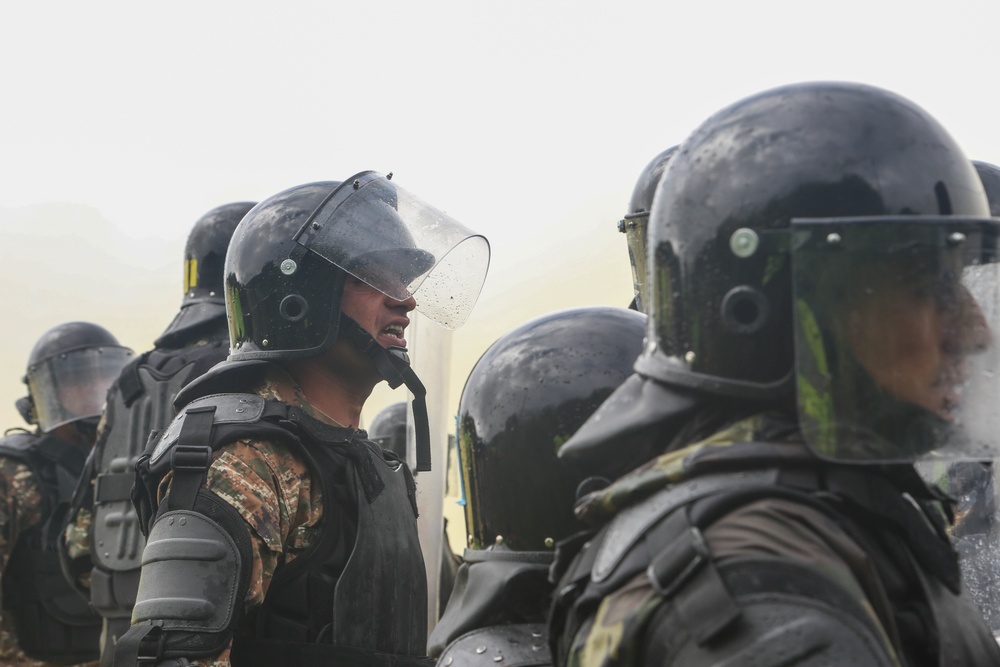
[112,491,253,665]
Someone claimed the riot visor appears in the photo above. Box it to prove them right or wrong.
[26,345,133,432]
[294,172,490,330]
[792,216,1000,463]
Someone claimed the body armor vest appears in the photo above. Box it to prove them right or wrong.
[130,393,430,667]
[550,441,1000,667]
[0,430,101,663]
[84,342,226,666]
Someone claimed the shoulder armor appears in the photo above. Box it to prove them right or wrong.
[148,393,267,466]
[438,623,551,667]
[0,430,39,458]
[591,469,779,583]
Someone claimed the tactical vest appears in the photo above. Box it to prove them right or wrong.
[85,342,227,637]
[0,430,102,663]
[126,393,431,667]
[549,441,1000,667]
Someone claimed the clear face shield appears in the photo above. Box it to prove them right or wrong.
[917,459,1000,633]
[26,345,133,432]
[620,212,649,312]
[295,172,490,330]
[792,217,1000,463]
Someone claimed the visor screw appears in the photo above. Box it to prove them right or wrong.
[386,172,393,180]
[730,228,759,258]
[311,222,320,230]
[280,259,298,275]
[262,339,269,347]
[684,351,696,365]
[948,232,966,246]
[545,537,555,548]
[495,535,504,546]
[476,647,487,655]
[353,179,361,190]
[209,291,216,297]
[826,232,842,246]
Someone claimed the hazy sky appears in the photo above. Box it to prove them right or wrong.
[3,0,1000,432]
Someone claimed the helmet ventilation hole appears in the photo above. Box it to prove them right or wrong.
[721,286,769,334]
[279,294,309,322]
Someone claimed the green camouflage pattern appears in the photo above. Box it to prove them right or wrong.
[561,414,905,667]
[573,415,767,525]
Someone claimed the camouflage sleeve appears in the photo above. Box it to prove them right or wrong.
[156,438,323,667]
[0,456,44,571]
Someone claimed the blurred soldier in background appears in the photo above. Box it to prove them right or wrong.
[61,203,254,666]
[619,146,676,313]
[114,173,489,666]
[549,82,1000,665]
[367,401,462,618]
[429,306,645,666]
[1,322,131,666]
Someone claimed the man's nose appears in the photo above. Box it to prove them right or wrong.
[950,286,992,354]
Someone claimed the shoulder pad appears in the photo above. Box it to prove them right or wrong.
[148,393,267,466]
[591,469,779,583]
[0,430,39,458]
[438,623,551,667]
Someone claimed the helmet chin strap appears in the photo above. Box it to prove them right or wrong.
[340,315,432,472]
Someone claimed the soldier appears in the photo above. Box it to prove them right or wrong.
[61,203,255,666]
[619,146,676,313]
[1,322,132,666]
[429,306,645,666]
[366,401,462,619]
[113,173,490,666]
[549,82,1000,665]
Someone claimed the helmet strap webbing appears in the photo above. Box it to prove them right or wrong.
[340,317,432,472]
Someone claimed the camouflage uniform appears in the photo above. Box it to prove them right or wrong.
[550,413,1000,666]
[0,452,98,667]
[148,368,324,667]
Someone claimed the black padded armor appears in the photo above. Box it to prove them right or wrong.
[64,341,227,665]
[119,391,429,666]
[428,550,553,658]
[549,442,1000,667]
[436,623,551,667]
[0,430,101,663]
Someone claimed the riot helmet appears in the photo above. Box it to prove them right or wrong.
[973,161,1000,217]
[155,201,257,347]
[458,306,645,551]
[619,146,677,313]
[186,172,489,470]
[368,401,408,459]
[636,81,1000,463]
[21,322,133,433]
[224,173,489,361]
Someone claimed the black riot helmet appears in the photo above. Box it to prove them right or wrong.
[181,172,490,470]
[368,401,408,459]
[637,81,1000,464]
[620,146,677,313]
[458,306,645,551]
[21,322,133,433]
[155,202,257,347]
[974,161,1000,216]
